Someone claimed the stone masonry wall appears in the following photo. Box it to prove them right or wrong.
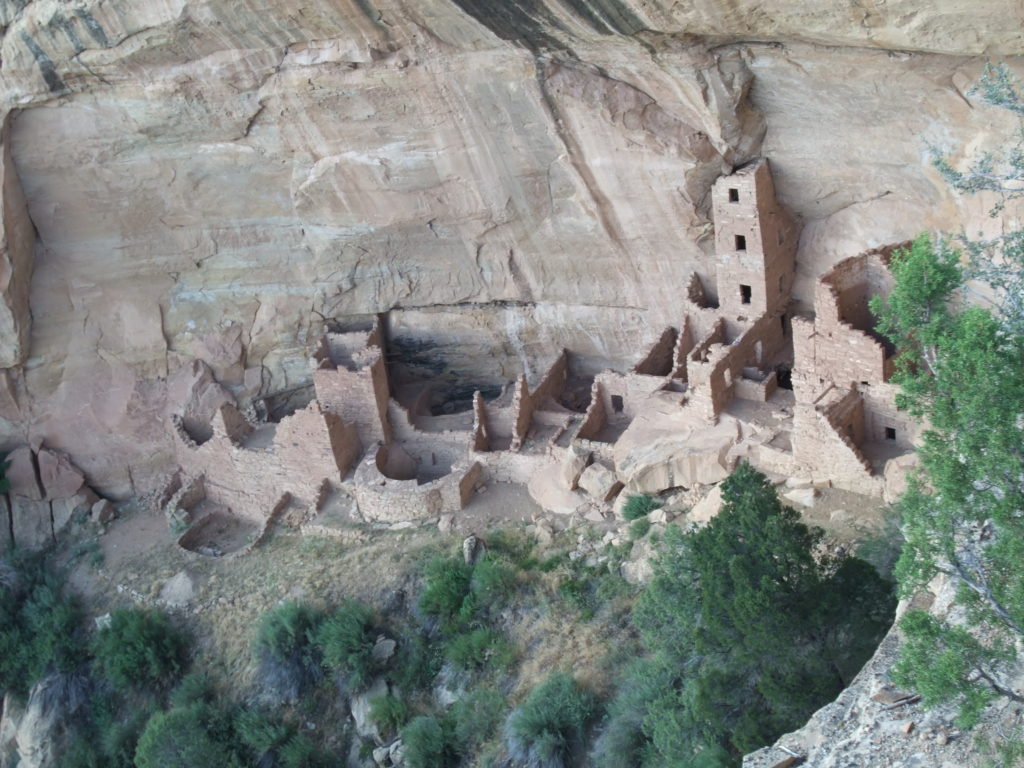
[173,401,358,521]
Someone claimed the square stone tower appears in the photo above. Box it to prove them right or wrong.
[711,159,798,318]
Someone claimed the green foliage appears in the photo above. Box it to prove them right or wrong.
[313,600,377,691]
[134,705,242,768]
[391,630,444,693]
[369,693,409,738]
[504,672,596,768]
[871,229,1024,718]
[255,600,323,663]
[401,715,458,768]
[445,627,515,672]
[0,554,85,697]
[418,556,476,632]
[854,505,905,580]
[278,733,330,768]
[234,708,290,757]
[170,671,215,708]
[418,551,518,643]
[65,692,152,768]
[622,494,662,521]
[893,610,1006,728]
[92,607,188,690]
[253,601,324,701]
[470,557,518,605]
[606,464,894,765]
[629,517,651,540]
[450,688,505,749]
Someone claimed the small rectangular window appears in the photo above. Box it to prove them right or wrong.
[885,427,897,441]
[740,284,752,305]
[611,395,624,413]
[778,274,784,293]
[735,234,747,251]
[728,188,740,203]
[780,314,787,335]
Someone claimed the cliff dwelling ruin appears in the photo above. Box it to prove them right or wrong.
[132,158,918,552]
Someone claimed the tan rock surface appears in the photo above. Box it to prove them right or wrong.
[0,1,1018,496]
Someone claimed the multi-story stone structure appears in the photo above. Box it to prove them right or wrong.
[163,158,918,544]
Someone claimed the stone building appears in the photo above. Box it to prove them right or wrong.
[160,157,918,542]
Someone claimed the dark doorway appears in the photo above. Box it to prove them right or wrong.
[611,395,624,413]
[735,234,747,251]
[728,188,740,203]
[740,284,752,305]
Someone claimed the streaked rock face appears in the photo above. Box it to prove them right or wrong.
[0,0,1019,494]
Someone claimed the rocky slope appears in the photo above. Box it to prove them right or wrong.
[0,0,1020,499]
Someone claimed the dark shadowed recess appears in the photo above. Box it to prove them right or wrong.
[448,0,648,49]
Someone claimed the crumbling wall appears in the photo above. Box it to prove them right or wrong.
[734,368,778,402]
[593,371,666,421]
[671,317,697,380]
[633,328,677,377]
[173,402,357,521]
[576,379,607,441]
[509,352,569,450]
[312,343,392,445]
[387,401,470,473]
[212,403,253,444]
[472,391,490,451]
[687,313,787,422]
[794,251,898,402]
[792,389,878,494]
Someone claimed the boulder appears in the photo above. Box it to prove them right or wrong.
[350,677,389,742]
[462,535,486,565]
[14,677,72,768]
[615,417,739,494]
[689,484,724,526]
[51,491,98,536]
[37,449,84,501]
[91,499,117,524]
[528,519,555,547]
[622,536,658,585]
[883,452,919,505]
[5,447,40,500]
[159,570,196,606]
[560,445,592,490]
[10,499,52,550]
[578,463,623,502]
[437,514,455,533]
[783,487,818,508]
[371,637,397,663]
[389,739,405,765]
[0,693,23,767]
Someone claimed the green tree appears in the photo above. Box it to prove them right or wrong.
[134,704,242,768]
[872,237,1024,720]
[504,672,596,768]
[0,553,85,696]
[92,607,189,690]
[602,464,893,767]
[313,600,377,691]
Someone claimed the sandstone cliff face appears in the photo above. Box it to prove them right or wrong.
[0,0,1020,495]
